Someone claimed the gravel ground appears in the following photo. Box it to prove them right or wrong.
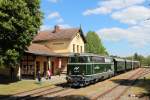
[120,68,150,100]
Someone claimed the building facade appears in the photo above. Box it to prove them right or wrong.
[20,25,86,79]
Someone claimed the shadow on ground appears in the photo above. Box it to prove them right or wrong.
[0,76,19,84]
[0,95,90,100]
[111,77,150,99]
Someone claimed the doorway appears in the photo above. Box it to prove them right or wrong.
[43,62,47,77]
[36,61,40,75]
[51,61,54,75]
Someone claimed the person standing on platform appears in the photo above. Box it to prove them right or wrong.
[37,70,41,84]
[47,69,51,79]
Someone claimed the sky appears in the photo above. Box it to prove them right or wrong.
[40,0,150,57]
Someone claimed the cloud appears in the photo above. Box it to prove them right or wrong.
[47,12,60,19]
[40,25,52,31]
[83,7,111,15]
[40,24,72,31]
[83,0,145,15]
[97,20,150,47]
[48,0,59,3]
[56,18,64,23]
[47,12,64,23]
[112,6,150,25]
[58,24,72,29]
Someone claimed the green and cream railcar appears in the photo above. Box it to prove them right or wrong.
[66,53,114,87]
[125,60,132,70]
[113,58,126,74]
[133,61,140,69]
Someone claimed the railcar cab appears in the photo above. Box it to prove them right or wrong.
[66,53,114,87]
[67,53,113,76]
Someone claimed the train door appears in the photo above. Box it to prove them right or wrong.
[114,60,117,75]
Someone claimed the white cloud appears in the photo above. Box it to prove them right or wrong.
[40,24,72,31]
[83,7,111,15]
[40,25,52,31]
[83,0,145,15]
[56,18,64,23]
[112,6,150,25]
[58,24,72,29]
[48,0,59,3]
[97,20,150,47]
[47,12,64,23]
[47,12,60,19]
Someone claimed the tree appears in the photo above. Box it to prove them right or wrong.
[145,55,150,66]
[85,31,108,55]
[126,53,146,66]
[0,0,42,71]
[133,52,138,60]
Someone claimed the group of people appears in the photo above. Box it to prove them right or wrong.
[37,69,51,83]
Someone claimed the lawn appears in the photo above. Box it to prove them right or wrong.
[0,80,51,95]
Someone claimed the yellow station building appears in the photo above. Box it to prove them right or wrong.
[20,25,86,79]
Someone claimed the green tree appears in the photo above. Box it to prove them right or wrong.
[145,56,150,66]
[133,52,138,60]
[126,53,146,66]
[0,0,42,68]
[85,31,108,55]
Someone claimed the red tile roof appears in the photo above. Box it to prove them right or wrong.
[33,27,86,43]
[26,43,58,56]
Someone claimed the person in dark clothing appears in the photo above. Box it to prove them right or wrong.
[37,70,41,83]
[10,67,14,80]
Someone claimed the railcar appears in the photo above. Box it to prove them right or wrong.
[132,61,140,69]
[113,58,126,74]
[66,53,114,87]
[125,60,132,70]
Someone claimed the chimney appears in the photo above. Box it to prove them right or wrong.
[53,25,60,33]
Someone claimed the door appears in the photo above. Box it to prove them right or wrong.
[51,61,54,75]
[36,61,40,75]
[43,62,47,77]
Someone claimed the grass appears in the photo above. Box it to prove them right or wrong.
[0,80,52,95]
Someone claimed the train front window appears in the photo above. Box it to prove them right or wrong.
[91,56,105,63]
[69,56,90,63]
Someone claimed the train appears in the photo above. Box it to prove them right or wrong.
[66,53,140,87]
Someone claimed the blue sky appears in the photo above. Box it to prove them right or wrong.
[40,0,150,57]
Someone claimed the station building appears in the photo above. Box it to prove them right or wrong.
[20,25,86,79]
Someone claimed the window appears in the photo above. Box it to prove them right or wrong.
[80,46,82,53]
[69,56,90,63]
[91,56,105,63]
[77,45,79,53]
[73,44,75,52]
[76,33,80,39]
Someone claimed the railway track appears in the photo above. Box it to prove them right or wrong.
[13,82,75,100]
[89,68,150,100]
[1,81,68,100]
